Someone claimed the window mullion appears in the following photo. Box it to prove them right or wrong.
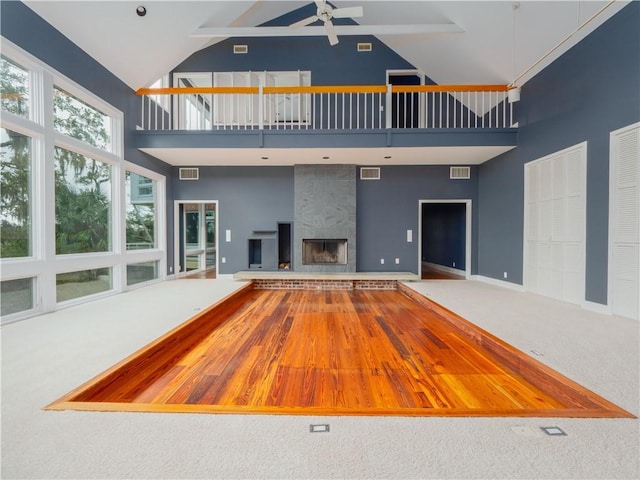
[40,70,57,313]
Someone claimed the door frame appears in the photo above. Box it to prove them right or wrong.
[173,200,218,277]
[387,69,425,128]
[418,199,472,279]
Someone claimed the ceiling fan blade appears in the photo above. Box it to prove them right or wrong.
[332,6,364,19]
[324,20,339,45]
[290,15,318,29]
[314,0,325,9]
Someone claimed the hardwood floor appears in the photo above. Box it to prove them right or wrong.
[48,285,634,417]
[421,265,464,280]
[181,268,217,279]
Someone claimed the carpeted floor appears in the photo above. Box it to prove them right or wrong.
[1,278,638,479]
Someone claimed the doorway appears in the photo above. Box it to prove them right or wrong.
[387,70,424,128]
[174,201,217,277]
[419,200,471,279]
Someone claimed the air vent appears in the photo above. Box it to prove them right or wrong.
[360,167,380,180]
[357,43,372,52]
[450,166,470,179]
[179,167,199,180]
[233,45,248,54]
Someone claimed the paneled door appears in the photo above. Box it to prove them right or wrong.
[609,123,640,320]
[524,143,586,304]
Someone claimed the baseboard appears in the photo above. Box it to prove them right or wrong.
[582,300,612,315]
[422,262,466,276]
[471,275,525,292]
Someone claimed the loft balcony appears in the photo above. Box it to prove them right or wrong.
[135,84,518,165]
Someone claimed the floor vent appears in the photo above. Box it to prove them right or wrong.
[357,43,372,52]
[179,167,199,180]
[450,166,470,179]
[233,45,248,54]
[360,167,380,180]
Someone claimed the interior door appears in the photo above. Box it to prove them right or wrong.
[525,144,586,304]
[609,123,640,320]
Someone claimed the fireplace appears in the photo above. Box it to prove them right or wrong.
[302,239,347,265]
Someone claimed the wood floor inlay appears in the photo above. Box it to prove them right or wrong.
[47,285,634,417]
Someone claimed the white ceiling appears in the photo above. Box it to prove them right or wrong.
[23,0,628,90]
[140,145,515,166]
[21,1,629,167]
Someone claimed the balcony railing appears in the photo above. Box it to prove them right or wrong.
[136,84,515,132]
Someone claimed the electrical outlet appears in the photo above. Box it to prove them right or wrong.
[169,266,173,273]
[395,258,400,264]
[380,258,385,264]
[452,262,456,268]
[221,257,226,264]
[503,271,508,279]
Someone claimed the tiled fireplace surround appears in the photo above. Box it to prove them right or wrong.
[293,164,357,273]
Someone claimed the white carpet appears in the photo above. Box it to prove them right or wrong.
[1,278,638,479]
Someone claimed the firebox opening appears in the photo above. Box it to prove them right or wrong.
[302,239,348,265]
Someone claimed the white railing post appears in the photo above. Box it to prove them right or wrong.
[258,85,264,130]
[385,84,392,128]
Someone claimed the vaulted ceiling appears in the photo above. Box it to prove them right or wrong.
[24,1,629,90]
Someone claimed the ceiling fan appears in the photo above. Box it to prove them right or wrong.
[290,0,364,46]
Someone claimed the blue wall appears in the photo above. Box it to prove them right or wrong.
[477,2,640,304]
[357,165,478,273]
[1,1,176,272]
[173,4,415,85]
[172,167,294,274]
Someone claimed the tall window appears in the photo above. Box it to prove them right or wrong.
[126,171,156,250]
[0,55,30,118]
[54,86,112,151]
[54,147,112,254]
[0,128,31,258]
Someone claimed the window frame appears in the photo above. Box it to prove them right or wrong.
[0,38,165,323]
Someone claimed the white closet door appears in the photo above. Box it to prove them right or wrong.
[524,144,586,304]
[609,123,640,320]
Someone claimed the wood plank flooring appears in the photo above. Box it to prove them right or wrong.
[47,286,634,417]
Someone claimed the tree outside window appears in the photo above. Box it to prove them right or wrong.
[0,128,31,258]
[126,172,156,250]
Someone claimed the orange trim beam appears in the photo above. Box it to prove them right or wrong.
[135,84,509,96]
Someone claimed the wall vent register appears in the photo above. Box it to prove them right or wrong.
[450,166,471,179]
[360,167,381,180]
[179,168,199,180]
[233,45,248,54]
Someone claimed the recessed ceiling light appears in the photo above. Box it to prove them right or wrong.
[136,5,147,16]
